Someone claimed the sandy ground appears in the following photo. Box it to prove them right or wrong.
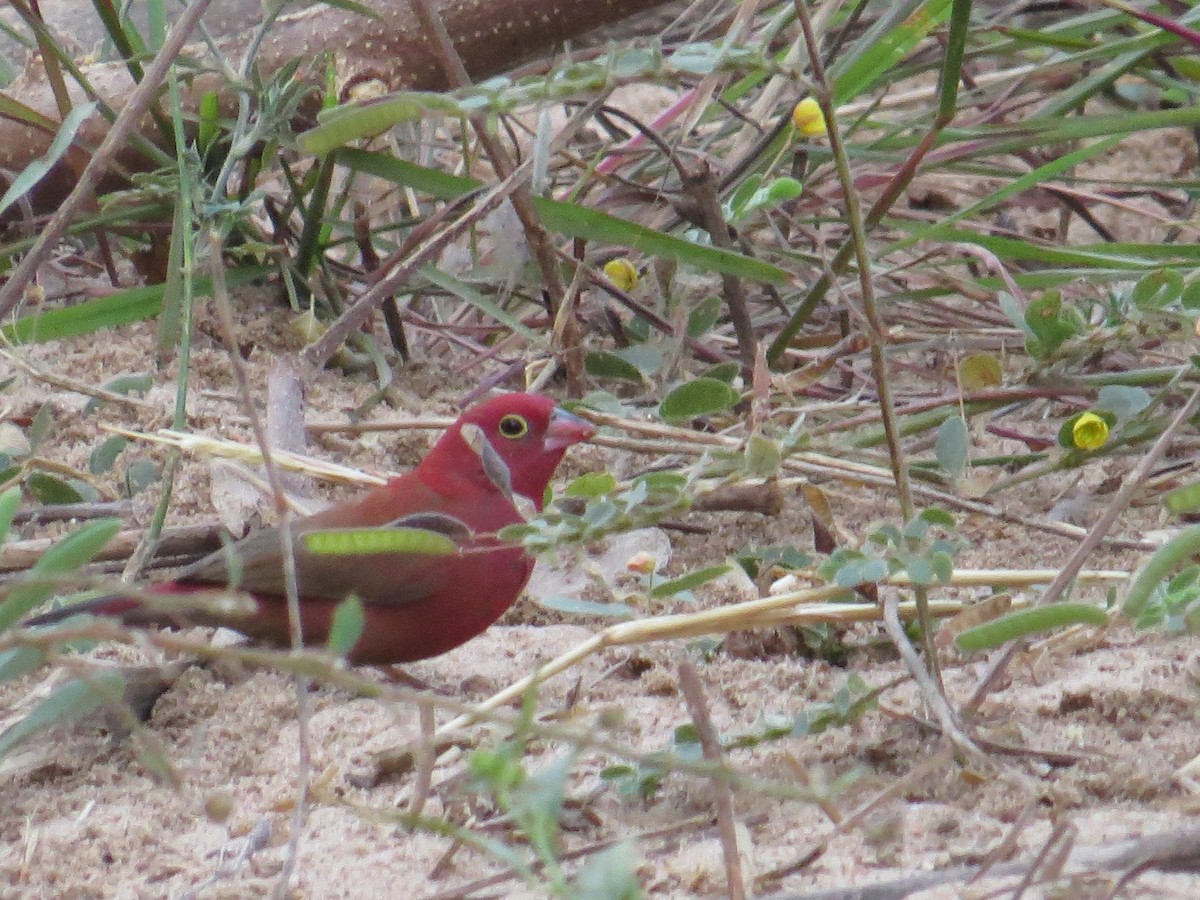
[1,17,1199,892]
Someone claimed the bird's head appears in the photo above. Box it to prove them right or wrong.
[424,393,596,508]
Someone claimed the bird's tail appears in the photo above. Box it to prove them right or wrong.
[23,582,213,630]
[24,594,146,628]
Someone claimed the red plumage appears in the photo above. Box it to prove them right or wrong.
[26,393,595,664]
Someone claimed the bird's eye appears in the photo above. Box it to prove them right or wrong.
[498,414,528,439]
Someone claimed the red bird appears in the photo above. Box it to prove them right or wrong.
[27,394,595,664]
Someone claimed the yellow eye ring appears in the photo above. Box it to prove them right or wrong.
[498,414,528,439]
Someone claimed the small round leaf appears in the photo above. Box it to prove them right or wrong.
[659,378,739,421]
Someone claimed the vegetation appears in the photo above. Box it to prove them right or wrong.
[3,0,1200,894]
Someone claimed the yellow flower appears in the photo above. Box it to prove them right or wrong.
[1072,412,1109,451]
[604,258,639,292]
[791,97,827,137]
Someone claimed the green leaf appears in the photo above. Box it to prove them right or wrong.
[901,225,1200,270]
[1095,385,1151,421]
[300,92,466,154]
[955,604,1108,653]
[1166,480,1200,516]
[906,557,934,585]
[650,563,731,598]
[659,378,740,421]
[1131,268,1184,309]
[337,150,789,285]
[934,416,969,478]
[615,345,664,377]
[124,459,161,496]
[728,173,765,221]
[930,550,954,584]
[0,92,60,134]
[686,295,723,338]
[197,90,220,155]
[831,558,863,588]
[585,351,644,382]
[673,723,701,746]
[860,558,890,582]
[327,596,365,659]
[670,42,725,75]
[918,508,956,528]
[83,373,153,414]
[791,673,875,735]
[737,544,812,577]
[0,518,122,632]
[26,472,84,505]
[1181,278,1200,311]
[301,526,458,557]
[0,671,125,759]
[873,524,903,546]
[1024,291,1080,354]
[738,176,805,219]
[998,291,1032,336]
[0,465,20,491]
[574,843,641,900]
[1124,524,1200,619]
[578,391,626,415]
[26,402,54,453]
[538,596,634,618]
[761,176,804,204]
[0,485,21,544]
[565,472,618,498]
[3,267,270,343]
[703,362,741,384]
[902,517,931,542]
[833,0,952,102]
[419,266,541,343]
[0,102,98,220]
[0,646,46,684]
[89,435,129,476]
[744,434,781,478]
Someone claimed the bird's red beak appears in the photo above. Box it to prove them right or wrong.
[544,408,597,451]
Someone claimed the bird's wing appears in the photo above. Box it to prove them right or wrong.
[177,511,476,606]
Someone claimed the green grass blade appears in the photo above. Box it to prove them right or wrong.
[1123,525,1200,619]
[0,671,125,759]
[0,518,122,632]
[419,265,544,343]
[3,266,271,343]
[956,603,1109,653]
[834,0,952,103]
[0,102,97,220]
[338,150,789,284]
[889,135,1122,251]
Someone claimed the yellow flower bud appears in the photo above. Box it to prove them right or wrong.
[604,258,639,292]
[1072,412,1109,451]
[791,97,827,137]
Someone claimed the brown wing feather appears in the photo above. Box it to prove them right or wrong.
[177,511,474,606]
